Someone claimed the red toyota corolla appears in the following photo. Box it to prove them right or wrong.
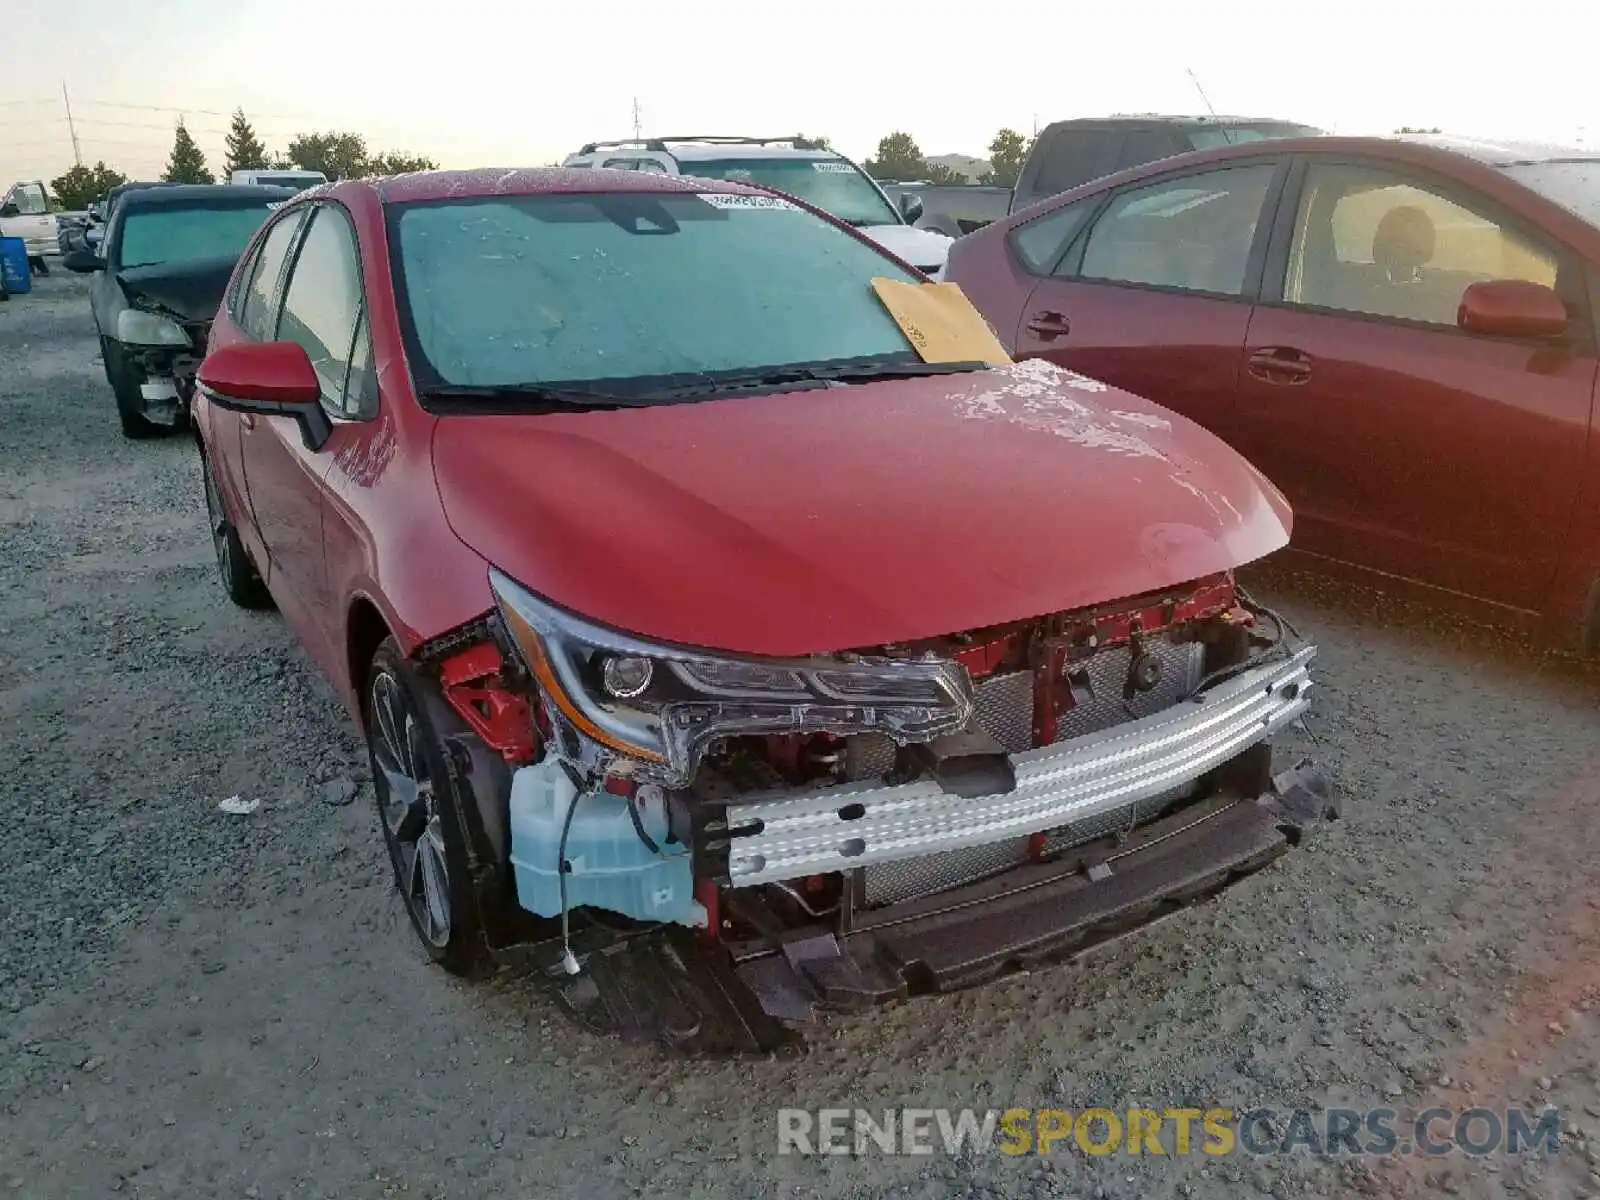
[943,135,1600,647]
[194,168,1331,1050]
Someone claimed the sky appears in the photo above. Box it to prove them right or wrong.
[2,0,1594,186]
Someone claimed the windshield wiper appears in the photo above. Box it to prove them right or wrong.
[802,359,990,382]
[417,382,651,410]
[640,359,989,398]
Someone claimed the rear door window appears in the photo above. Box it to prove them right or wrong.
[1283,161,1564,327]
[236,210,307,340]
[1078,162,1278,296]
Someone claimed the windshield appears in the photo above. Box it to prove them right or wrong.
[253,175,323,192]
[1186,123,1321,150]
[391,191,919,392]
[675,158,900,227]
[116,202,281,269]
[1500,160,1600,227]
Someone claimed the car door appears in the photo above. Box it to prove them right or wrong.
[239,202,368,670]
[1011,158,1287,439]
[1,182,55,255]
[214,208,309,580]
[1233,156,1600,610]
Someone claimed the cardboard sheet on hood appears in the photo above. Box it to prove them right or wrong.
[871,278,1012,367]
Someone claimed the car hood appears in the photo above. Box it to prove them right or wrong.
[432,359,1292,657]
[115,256,238,322]
[858,223,954,272]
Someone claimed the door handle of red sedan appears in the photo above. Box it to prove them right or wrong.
[1247,346,1313,385]
[1025,311,1072,340]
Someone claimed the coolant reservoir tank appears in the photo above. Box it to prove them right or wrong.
[508,757,706,928]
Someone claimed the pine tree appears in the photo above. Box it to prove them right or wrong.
[163,121,215,184]
[224,109,270,175]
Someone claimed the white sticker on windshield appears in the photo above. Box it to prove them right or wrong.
[811,161,855,173]
[697,193,799,210]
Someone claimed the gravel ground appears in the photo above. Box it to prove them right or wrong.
[4,272,1600,1200]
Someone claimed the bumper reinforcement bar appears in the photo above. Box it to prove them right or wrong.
[719,644,1315,886]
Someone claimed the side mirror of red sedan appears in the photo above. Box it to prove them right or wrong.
[1457,279,1568,339]
[198,341,332,450]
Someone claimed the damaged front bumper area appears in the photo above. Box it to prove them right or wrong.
[120,340,203,425]
[712,644,1314,888]
[737,761,1334,1021]
[513,755,1334,1054]
[472,572,1332,1050]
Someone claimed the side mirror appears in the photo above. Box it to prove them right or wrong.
[198,341,332,450]
[0,203,18,218]
[898,193,925,225]
[1458,279,1568,339]
[63,249,104,273]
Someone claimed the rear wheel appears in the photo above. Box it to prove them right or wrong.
[364,638,485,975]
[101,337,161,440]
[201,450,273,610]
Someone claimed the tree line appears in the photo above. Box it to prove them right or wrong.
[48,110,438,210]
[861,128,1032,187]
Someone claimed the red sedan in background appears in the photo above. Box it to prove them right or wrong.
[189,167,1330,1050]
[944,135,1600,647]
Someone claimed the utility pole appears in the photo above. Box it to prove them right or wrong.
[63,83,82,167]
[632,97,642,141]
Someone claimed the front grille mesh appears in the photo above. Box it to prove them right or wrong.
[861,636,1205,908]
[971,670,1034,753]
[1055,638,1203,742]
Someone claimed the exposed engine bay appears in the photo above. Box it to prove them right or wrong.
[420,571,1332,1050]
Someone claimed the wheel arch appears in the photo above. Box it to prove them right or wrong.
[347,595,393,715]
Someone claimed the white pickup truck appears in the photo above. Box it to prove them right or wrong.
[1,181,60,262]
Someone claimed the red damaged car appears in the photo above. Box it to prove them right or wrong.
[193,168,1331,1050]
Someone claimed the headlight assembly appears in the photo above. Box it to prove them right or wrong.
[116,308,190,347]
[488,567,974,787]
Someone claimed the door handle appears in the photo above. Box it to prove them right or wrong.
[1247,346,1312,385]
[1025,311,1072,340]
[240,413,256,430]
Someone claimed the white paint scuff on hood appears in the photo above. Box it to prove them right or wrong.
[952,358,1167,459]
[859,223,954,274]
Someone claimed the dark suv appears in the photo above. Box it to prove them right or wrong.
[1011,115,1320,213]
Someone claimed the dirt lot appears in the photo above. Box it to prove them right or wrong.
[3,272,1600,1199]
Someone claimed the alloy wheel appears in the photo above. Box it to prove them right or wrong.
[369,671,452,947]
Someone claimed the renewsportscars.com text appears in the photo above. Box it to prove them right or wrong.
[777,1106,1562,1158]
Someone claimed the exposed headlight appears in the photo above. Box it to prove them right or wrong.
[117,308,190,347]
[488,567,974,786]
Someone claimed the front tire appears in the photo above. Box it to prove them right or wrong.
[201,449,273,610]
[364,638,485,975]
[101,337,161,440]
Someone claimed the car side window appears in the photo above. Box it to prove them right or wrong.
[276,204,369,418]
[1079,163,1277,297]
[1283,162,1562,328]
[1117,129,1182,174]
[601,158,639,171]
[236,212,306,340]
[1033,130,1122,198]
[1010,198,1095,275]
[10,183,48,215]
[341,305,377,419]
